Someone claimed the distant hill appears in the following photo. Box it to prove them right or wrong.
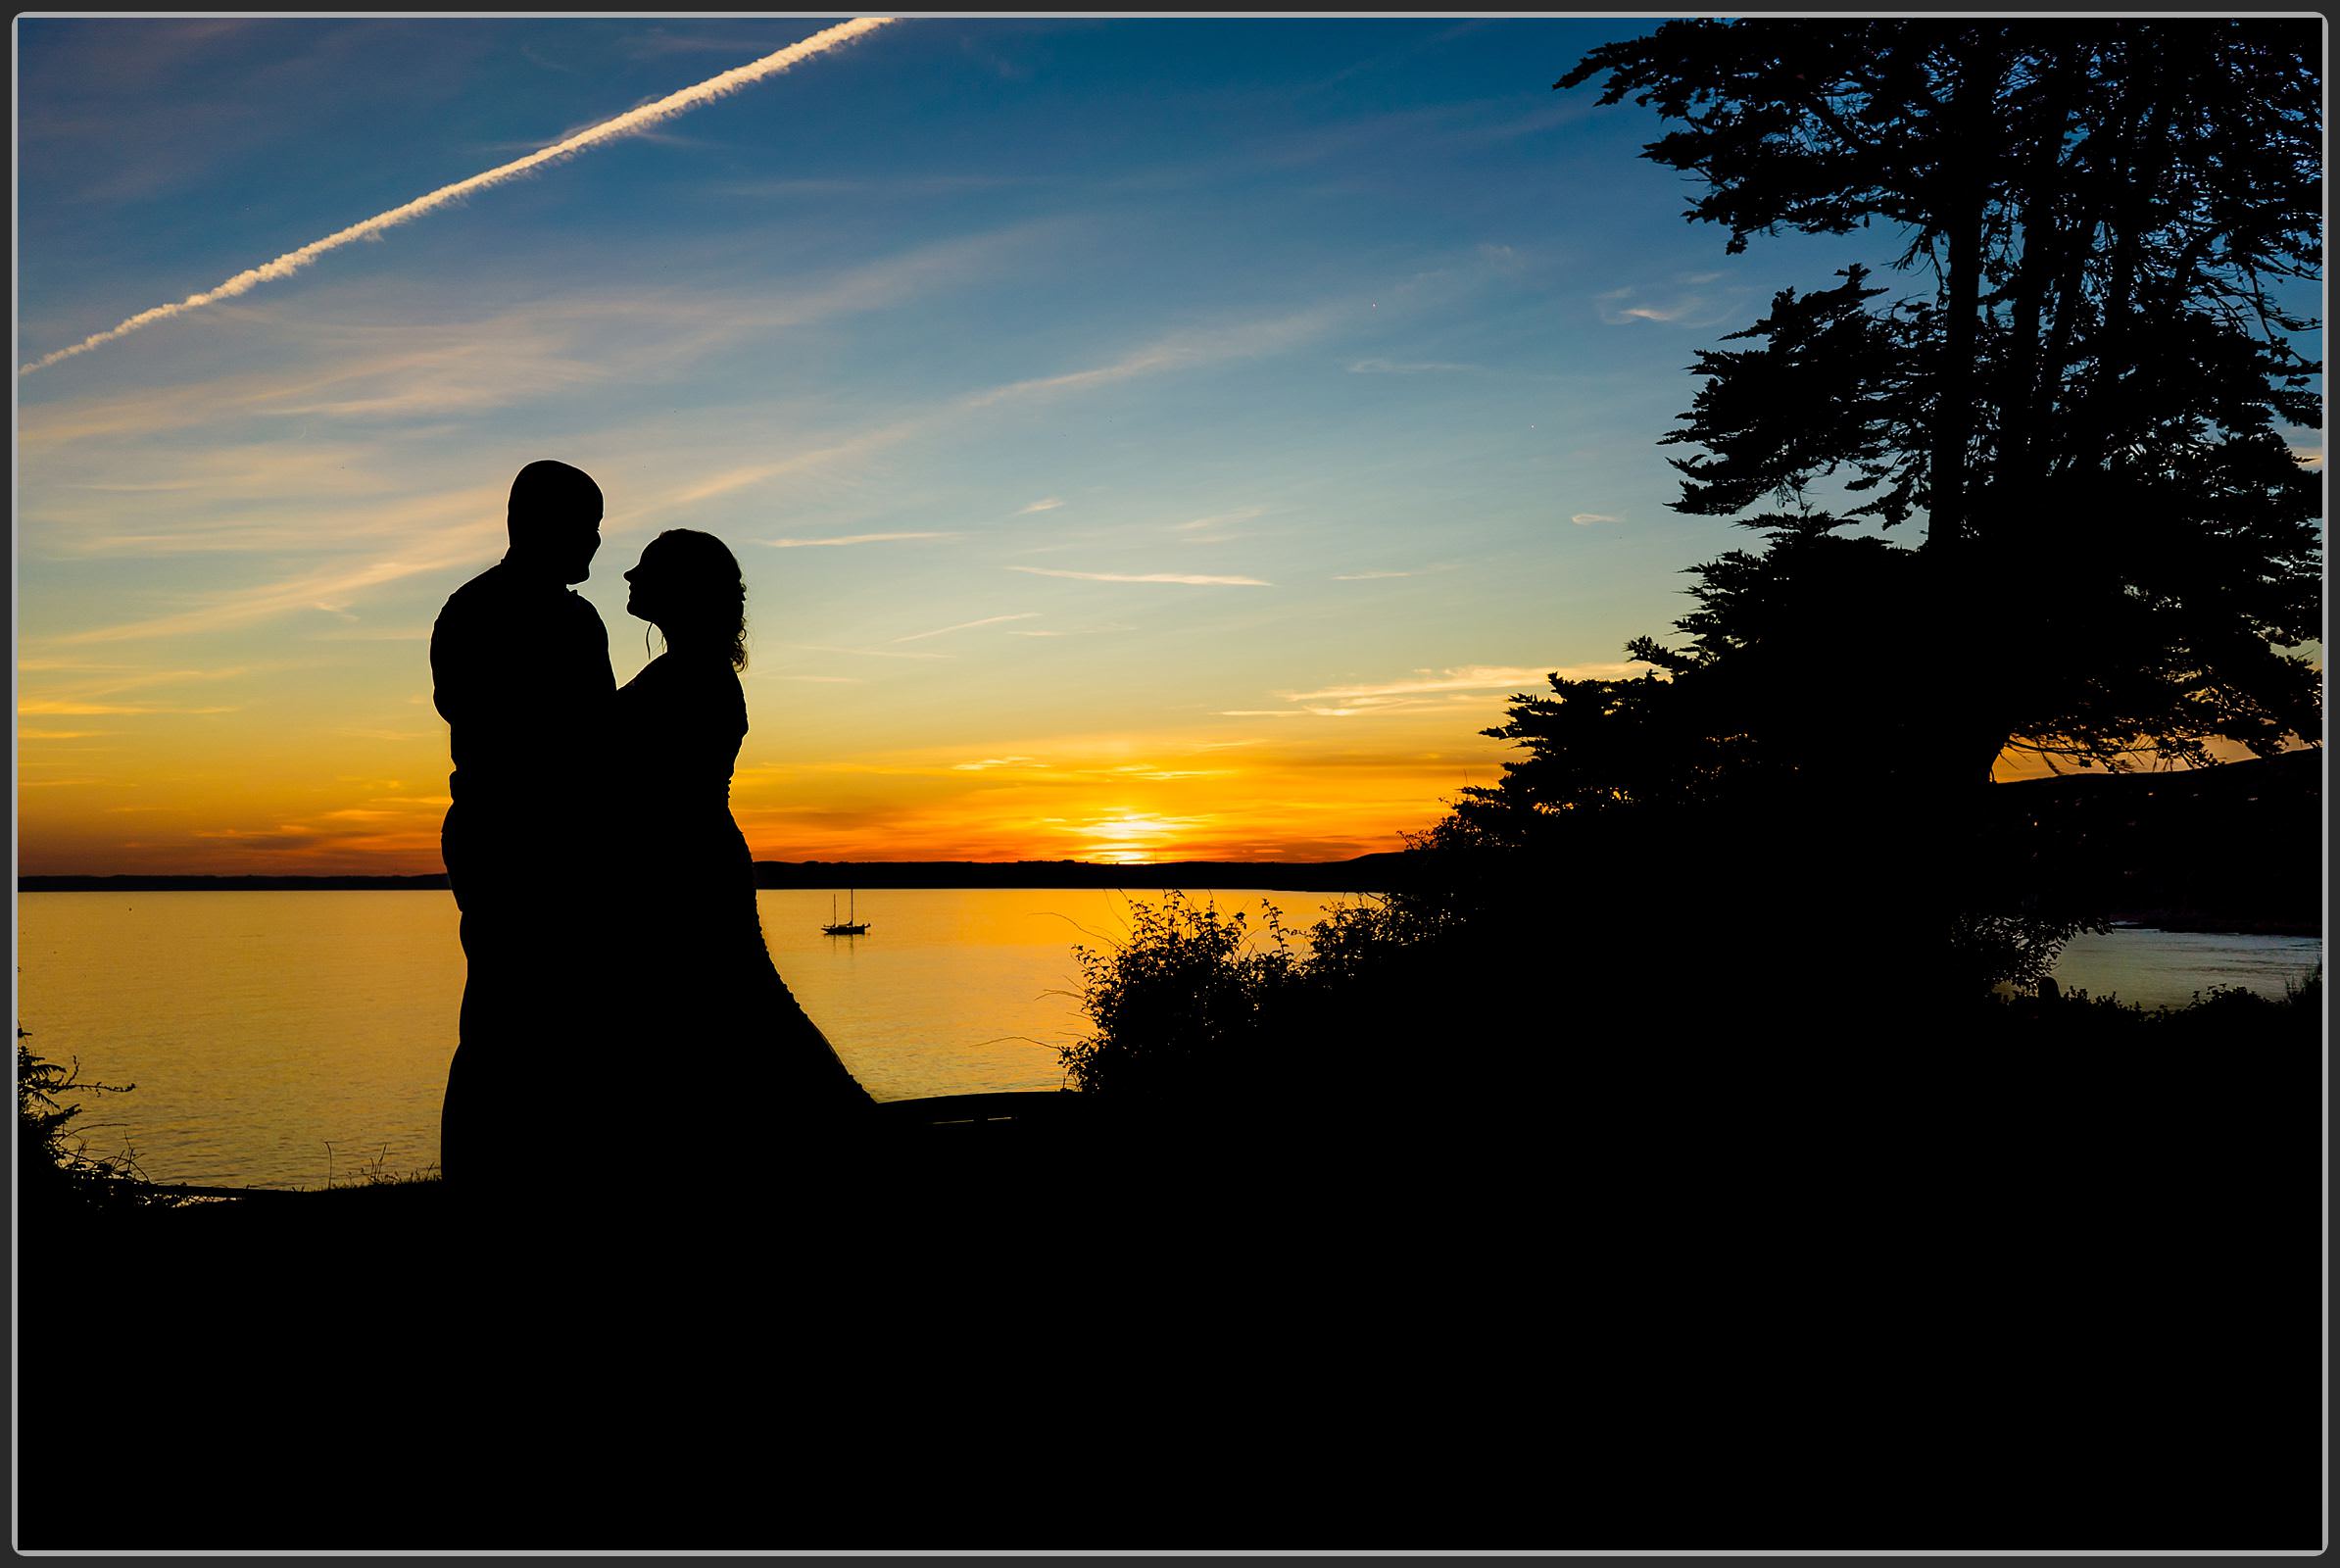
[1978,749,2322,933]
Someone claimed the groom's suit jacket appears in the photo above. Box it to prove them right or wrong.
[432,559,615,868]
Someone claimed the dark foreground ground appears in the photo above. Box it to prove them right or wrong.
[21,1034,2324,1553]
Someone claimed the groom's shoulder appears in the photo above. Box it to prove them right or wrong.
[434,564,601,624]
[437,561,507,618]
[432,569,489,648]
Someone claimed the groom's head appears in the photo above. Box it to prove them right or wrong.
[507,460,604,585]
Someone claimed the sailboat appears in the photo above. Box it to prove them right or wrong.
[821,890,870,936]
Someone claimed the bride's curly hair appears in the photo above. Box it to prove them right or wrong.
[649,528,750,670]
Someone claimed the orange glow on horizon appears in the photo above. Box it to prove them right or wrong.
[17,710,1508,875]
[26,715,2317,877]
[1988,734,2294,783]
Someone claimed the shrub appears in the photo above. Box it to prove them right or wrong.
[1058,893,1303,1106]
[17,1029,182,1212]
[2149,964,2323,1041]
[1060,881,2323,1116]
[1949,907,2107,996]
[1057,888,1501,1116]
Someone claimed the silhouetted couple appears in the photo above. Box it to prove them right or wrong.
[433,460,875,1199]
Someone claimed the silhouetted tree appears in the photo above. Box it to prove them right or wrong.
[1552,18,2321,786]
[1421,22,2325,995]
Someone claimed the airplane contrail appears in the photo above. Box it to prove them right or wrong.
[20,16,900,377]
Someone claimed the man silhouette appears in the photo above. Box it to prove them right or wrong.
[432,460,615,1193]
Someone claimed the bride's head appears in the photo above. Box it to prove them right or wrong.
[625,529,749,670]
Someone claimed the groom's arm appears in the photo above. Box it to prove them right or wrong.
[559,593,614,725]
[428,609,464,729]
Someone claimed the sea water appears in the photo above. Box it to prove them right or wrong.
[12,889,2320,1189]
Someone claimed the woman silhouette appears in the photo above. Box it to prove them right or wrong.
[618,528,877,1173]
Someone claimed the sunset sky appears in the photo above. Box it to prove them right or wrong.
[15,17,2322,875]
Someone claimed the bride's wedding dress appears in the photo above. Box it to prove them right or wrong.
[616,649,877,1163]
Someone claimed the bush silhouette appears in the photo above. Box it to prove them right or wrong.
[18,1030,182,1213]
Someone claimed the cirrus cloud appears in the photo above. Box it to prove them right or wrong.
[762,531,957,549]
[1223,662,1643,718]
[1010,566,1269,586]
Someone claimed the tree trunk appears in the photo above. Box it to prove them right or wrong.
[2072,41,2167,468]
[1994,43,2082,490]
[1924,34,2000,555]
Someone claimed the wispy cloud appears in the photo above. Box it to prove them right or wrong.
[1174,506,1264,534]
[763,531,958,549]
[20,314,610,447]
[650,298,1335,513]
[192,825,326,846]
[26,449,490,560]
[1008,622,1131,638]
[1571,513,1620,525]
[1439,99,1602,148]
[952,756,1047,772]
[713,172,1057,199]
[19,699,238,715]
[20,663,260,698]
[21,240,1053,447]
[1347,358,1474,374]
[1333,564,1454,580]
[1223,662,1639,718]
[19,260,1401,660]
[1010,566,1271,587]
[1593,282,1739,329]
[1604,301,1692,323]
[963,305,1344,411]
[1255,100,1475,171]
[1288,665,1581,704]
[892,612,1040,643]
[21,18,902,375]
[784,642,954,662]
[632,296,1349,516]
[43,507,500,644]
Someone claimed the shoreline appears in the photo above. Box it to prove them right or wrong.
[2101,914,2324,938]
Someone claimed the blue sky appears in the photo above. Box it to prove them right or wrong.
[20,16,2232,872]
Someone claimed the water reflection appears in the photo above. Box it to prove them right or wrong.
[14,890,2317,1189]
[2051,927,2321,1012]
